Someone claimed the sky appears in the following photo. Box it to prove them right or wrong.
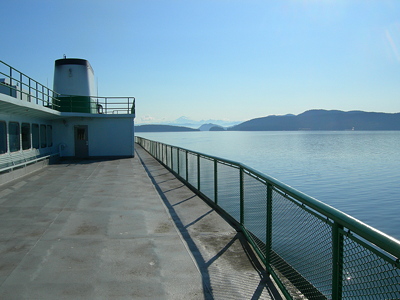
[1,0,400,124]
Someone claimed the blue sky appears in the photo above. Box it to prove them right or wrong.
[1,0,400,124]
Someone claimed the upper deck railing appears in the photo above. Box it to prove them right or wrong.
[56,95,135,114]
[136,136,400,300]
[0,59,57,108]
[0,59,135,115]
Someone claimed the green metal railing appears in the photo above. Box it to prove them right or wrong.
[57,95,135,114]
[136,136,400,300]
[0,60,135,115]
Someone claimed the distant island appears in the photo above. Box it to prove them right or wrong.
[135,110,400,132]
[209,125,225,131]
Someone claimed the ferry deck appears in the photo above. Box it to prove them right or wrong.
[0,145,282,299]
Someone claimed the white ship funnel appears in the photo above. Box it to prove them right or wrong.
[53,58,96,113]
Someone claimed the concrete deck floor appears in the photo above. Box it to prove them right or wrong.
[0,145,282,299]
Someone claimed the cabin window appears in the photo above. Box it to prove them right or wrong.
[47,125,53,147]
[9,122,20,152]
[21,123,31,150]
[32,124,39,149]
[0,121,6,154]
[40,124,47,148]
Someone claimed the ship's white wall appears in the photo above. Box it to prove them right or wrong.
[53,64,95,96]
[53,116,135,157]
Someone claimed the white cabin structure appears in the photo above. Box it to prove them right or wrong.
[0,58,135,184]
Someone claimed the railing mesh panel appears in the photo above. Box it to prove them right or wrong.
[270,188,333,299]
[342,234,400,299]
[217,162,240,221]
[187,152,198,188]
[162,144,167,165]
[165,146,171,168]
[171,147,178,173]
[155,143,159,159]
[199,156,215,202]
[243,172,267,255]
[178,149,186,179]
[159,144,165,164]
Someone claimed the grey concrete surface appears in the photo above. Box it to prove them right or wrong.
[0,145,282,299]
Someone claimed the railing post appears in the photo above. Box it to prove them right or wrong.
[36,82,38,104]
[169,146,174,171]
[9,66,12,96]
[240,167,244,225]
[20,72,23,100]
[165,145,168,165]
[177,148,180,176]
[332,222,344,300]
[185,150,188,182]
[28,78,31,102]
[266,183,273,265]
[164,144,167,165]
[214,159,218,205]
[170,146,173,169]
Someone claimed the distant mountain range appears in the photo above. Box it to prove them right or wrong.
[135,110,400,132]
[135,124,199,132]
[136,116,240,129]
[228,110,400,131]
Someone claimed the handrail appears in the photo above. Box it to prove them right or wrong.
[243,163,400,258]
[174,144,400,258]
[0,152,58,174]
[136,136,400,299]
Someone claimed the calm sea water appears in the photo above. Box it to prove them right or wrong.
[138,131,400,240]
